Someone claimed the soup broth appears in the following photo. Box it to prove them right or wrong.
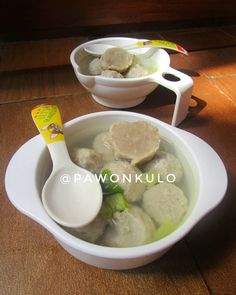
[65,121,196,247]
[78,50,159,77]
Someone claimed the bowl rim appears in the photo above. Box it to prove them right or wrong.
[70,36,171,82]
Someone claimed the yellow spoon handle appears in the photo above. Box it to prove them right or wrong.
[135,40,188,55]
[31,104,65,144]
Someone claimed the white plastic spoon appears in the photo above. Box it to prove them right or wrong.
[32,104,103,228]
[84,39,188,56]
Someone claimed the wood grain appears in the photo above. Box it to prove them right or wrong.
[0,66,85,104]
[210,76,236,104]
[184,47,236,77]
[0,37,87,72]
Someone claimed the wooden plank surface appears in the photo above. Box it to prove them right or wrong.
[0,66,85,104]
[1,26,236,294]
[0,37,88,72]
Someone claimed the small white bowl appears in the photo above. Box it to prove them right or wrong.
[5,111,227,270]
[70,37,193,126]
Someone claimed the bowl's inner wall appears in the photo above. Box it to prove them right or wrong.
[36,150,52,195]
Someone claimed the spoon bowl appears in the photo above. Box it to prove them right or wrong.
[32,104,103,228]
[42,164,102,227]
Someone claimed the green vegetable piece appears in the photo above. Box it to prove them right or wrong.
[106,193,129,212]
[100,169,124,194]
[147,66,157,74]
[100,201,113,219]
[100,193,129,219]
[153,223,178,240]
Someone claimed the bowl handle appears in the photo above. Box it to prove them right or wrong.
[148,66,193,127]
[5,136,55,229]
[174,128,228,216]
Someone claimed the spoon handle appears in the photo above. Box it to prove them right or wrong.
[127,40,188,55]
[32,104,65,144]
[31,104,71,168]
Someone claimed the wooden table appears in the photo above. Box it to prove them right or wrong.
[1,26,236,295]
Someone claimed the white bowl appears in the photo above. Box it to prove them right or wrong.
[5,111,227,270]
[70,37,193,126]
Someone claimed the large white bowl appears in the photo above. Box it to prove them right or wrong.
[5,111,227,269]
[70,37,193,126]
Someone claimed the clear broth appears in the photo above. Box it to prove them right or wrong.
[65,122,197,246]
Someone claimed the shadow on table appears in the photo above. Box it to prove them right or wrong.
[121,240,203,276]
[122,172,235,277]
[131,84,207,126]
[184,172,236,270]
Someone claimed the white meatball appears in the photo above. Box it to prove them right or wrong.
[143,182,188,225]
[102,206,155,247]
[101,70,124,78]
[142,151,183,183]
[71,147,103,174]
[125,63,149,78]
[92,132,115,162]
[100,47,133,73]
[89,58,102,75]
[68,215,107,243]
[101,160,146,202]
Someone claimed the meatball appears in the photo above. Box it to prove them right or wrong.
[109,121,160,165]
[102,206,155,247]
[100,48,133,73]
[143,182,188,225]
[125,63,149,78]
[68,215,107,243]
[101,70,124,78]
[101,160,146,202]
[89,58,102,75]
[92,132,115,163]
[71,147,103,174]
[142,151,183,183]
